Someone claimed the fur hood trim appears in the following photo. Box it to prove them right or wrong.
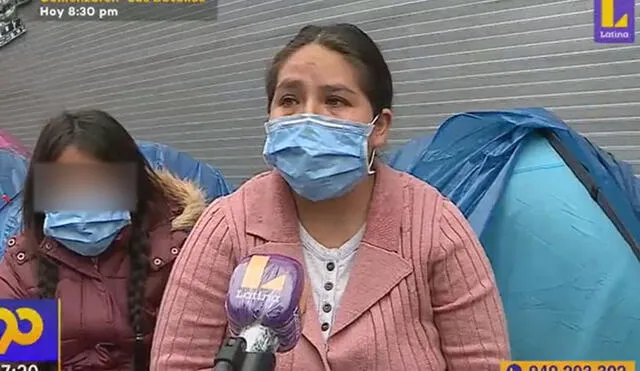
[155,169,207,231]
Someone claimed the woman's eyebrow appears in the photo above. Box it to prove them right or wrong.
[321,84,357,95]
[276,78,304,91]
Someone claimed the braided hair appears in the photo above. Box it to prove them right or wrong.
[22,110,166,371]
[127,215,151,371]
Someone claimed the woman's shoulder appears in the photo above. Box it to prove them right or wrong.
[183,170,279,240]
[0,233,39,290]
[155,169,275,230]
[207,170,278,210]
[230,170,278,194]
[382,163,447,205]
[382,164,467,234]
[2,233,38,265]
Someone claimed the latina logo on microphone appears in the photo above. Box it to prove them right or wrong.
[235,255,287,304]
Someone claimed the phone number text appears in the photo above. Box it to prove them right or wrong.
[501,361,635,371]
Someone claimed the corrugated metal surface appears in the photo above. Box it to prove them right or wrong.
[0,0,639,184]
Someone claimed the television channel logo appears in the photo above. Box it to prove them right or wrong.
[240,255,287,291]
[594,0,635,43]
[0,299,59,362]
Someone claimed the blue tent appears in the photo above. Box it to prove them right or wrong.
[0,141,234,258]
[387,108,640,361]
[136,141,234,202]
[0,149,29,256]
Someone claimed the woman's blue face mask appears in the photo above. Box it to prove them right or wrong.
[262,113,377,202]
[43,210,132,257]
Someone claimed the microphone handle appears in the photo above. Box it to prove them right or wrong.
[214,361,236,371]
[241,352,276,371]
[214,336,247,371]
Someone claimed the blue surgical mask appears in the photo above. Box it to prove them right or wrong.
[263,114,377,202]
[43,210,132,257]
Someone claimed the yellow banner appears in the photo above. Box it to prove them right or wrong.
[500,361,635,371]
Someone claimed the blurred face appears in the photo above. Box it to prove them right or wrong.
[33,145,136,212]
[269,43,392,150]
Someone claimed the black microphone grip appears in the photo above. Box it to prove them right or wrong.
[241,352,276,371]
[214,362,235,371]
[214,337,247,371]
[213,336,276,371]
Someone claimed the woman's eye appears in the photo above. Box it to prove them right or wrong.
[279,96,298,106]
[326,97,347,107]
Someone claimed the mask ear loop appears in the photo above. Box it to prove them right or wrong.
[367,149,376,175]
[367,114,380,175]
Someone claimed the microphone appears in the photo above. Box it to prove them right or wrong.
[214,254,305,371]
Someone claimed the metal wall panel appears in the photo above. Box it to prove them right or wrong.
[0,0,639,184]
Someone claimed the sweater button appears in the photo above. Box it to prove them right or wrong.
[16,252,25,261]
[322,303,332,313]
[326,262,335,271]
[324,282,334,291]
[321,322,330,332]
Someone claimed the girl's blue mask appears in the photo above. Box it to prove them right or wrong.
[43,210,132,257]
[262,113,377,202]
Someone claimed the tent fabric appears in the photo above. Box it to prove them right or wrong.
[0,150,28,256]
[386,108,640,362]
[386,108,640,255]
[482,135,640,360]
[0,130,29,158]
[545,130,640,261]
[136,141,234,201]
[388,108,568,235]
[384,135,433,170]
[0,131,28,254]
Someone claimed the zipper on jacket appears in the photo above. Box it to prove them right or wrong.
[92,257,99,272]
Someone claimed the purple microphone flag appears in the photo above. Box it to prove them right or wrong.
[225,254,305,352]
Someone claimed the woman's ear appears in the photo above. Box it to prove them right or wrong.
[370,108,392,149]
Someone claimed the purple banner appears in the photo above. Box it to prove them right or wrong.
[594,0,635,43]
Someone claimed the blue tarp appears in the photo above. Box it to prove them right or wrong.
[387,108,640,361]
[0,149,28,256]
[136,141,234,201]
[387,108,640,247]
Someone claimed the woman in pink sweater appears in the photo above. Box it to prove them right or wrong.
[150,23,510,370]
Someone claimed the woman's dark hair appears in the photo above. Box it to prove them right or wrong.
[266,23,393,114]
[22,109,165,370]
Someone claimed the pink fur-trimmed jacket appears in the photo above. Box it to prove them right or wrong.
[150,163,510,370]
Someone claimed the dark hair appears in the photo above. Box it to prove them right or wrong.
[266,23,393,114]
[22,109,164,370]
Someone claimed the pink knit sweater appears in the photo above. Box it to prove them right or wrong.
[150,163,510,370]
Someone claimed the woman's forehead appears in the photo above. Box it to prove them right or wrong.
[55,146,102,164]
[278,44,362,91]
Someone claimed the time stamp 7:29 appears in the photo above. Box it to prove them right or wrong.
[39,5,119,20]
[0,364,47,371]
